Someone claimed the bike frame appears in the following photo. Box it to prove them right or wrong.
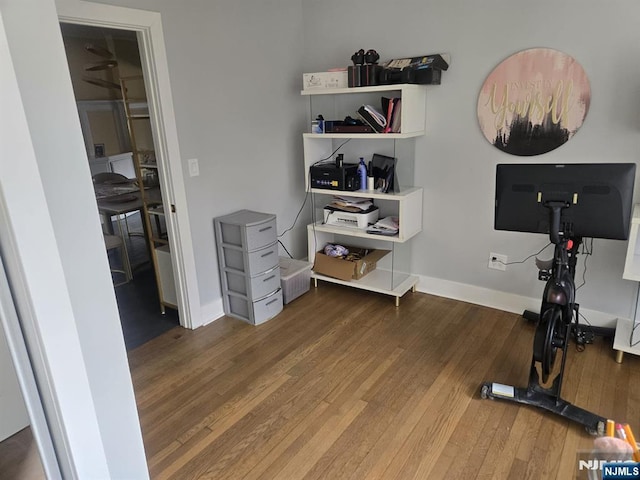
[481,203,606,435]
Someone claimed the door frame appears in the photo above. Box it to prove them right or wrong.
[56,0,202,329]
[0,253,62,479]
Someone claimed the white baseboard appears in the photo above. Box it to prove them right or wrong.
[197,275,627,330]
[415,274,625,328]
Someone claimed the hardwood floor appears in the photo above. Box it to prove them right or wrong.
[128,284,640,479]
[0,427,45,480]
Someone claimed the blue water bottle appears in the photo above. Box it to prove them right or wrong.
[358,157,367,190]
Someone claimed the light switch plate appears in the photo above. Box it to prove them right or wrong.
[188,158,199,177]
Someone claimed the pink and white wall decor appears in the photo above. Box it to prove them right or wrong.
[477,48,590,156]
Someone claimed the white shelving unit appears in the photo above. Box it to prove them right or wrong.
[302,83,428,305]
[307,187,422,243]
[616,203,640,362]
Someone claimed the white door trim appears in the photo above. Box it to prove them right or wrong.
[57,0,202,329]
[0,254,62,479]
[0,8,110,476]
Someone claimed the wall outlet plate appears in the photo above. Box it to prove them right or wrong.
[488,252,507,271]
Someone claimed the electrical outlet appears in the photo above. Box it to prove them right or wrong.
[488,252,507,271]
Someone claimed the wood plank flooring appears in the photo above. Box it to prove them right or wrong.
[128,284,640,479]
[0,427,45,480]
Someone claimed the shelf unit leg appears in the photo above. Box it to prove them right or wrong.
[615,350,624,364]
[412,283,417,293]
[395,296,400,308]
[314,277,318,288]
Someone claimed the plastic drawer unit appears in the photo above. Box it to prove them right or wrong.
[214,209,283,325]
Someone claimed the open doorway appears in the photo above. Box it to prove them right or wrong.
[57,1,202,335]
[59,22,178,350]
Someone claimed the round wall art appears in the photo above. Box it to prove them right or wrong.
[477,47,590,156]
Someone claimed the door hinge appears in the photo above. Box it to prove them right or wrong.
[171,204,176,213]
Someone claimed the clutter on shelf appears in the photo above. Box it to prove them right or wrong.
[366,216,399,236]
[302,51,449,92]
[323,195,379,230]
[313,243,390,281]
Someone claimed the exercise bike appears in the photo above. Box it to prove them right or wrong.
[481,200,606,436]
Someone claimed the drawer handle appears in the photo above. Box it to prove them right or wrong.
[266,298,279,306]
[261,251,274,258]
[263,275,276,282]
[261,288,280,300]
[259,226,273,232]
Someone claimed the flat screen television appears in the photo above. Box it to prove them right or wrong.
[495,163,636,240]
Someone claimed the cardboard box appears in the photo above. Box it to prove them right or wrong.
[303,70,348,90]
[312,246,390,281]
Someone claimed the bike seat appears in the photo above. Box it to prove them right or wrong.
[535,257,553,271]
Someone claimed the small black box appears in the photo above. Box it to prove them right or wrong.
[324,120,374,134]
[310,163,360,191]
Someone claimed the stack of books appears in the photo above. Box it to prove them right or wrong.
[382,97,402,133]
[356,98,402,134]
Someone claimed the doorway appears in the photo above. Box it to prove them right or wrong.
[57,1,203,334]
[59,22,179,350]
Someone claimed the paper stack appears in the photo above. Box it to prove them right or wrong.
[329,196,374,212]
[366,216,399,236]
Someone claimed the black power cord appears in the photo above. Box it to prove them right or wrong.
[277,139,352,256]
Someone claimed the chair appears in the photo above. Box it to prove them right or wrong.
[92,171,131,185]
[104,233,132,286]
[92,172,142,237]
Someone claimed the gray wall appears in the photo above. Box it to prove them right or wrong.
[301,0,640,321]
[97,0,640,322]
[96,0,306,319]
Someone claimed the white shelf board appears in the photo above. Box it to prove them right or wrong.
[309,221,415,243]
[613,317,640,356]
[311,186,421,201]
[623,204,640,281]
[303,132,423,139]
[623,253,640,281]
[311,269,418,298]
[301,84,426,96]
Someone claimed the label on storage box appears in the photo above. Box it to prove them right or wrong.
[359,262,367,276]
[303,71,348,90]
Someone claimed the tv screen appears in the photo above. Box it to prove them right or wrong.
[495,163,636,240]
